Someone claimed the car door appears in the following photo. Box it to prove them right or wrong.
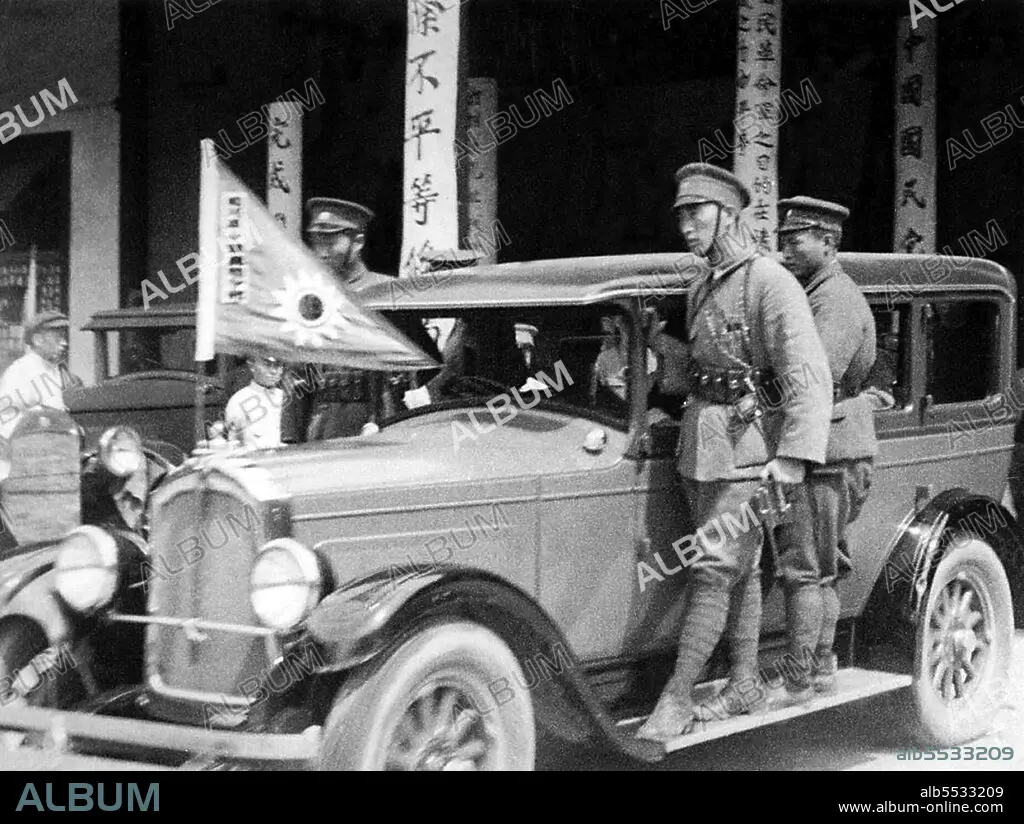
[534,305,641,662]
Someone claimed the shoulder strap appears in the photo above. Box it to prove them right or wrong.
[738,258,756,366]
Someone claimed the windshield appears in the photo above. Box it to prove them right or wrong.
[381,303,637,427]
[114,326,197,376]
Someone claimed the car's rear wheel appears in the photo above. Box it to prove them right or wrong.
[912,537,1013,746]
[319,621,535,771]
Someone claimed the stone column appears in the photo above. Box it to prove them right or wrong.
[464,77,498,263]
[265,102,302,240]
[732,0,782,254]
[893,15,936,254]
[399,0,462,279]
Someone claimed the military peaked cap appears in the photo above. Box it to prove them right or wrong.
[674,162,751,211]
[304,198,376,234]
[25,311,69,339]
[421,248,483,272]
[777,196,850,235]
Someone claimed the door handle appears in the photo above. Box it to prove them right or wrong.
[584,428,607,454]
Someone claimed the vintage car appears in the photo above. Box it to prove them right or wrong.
[0,408,182,726]
[0,251,1020,771]
[66,304,233,452]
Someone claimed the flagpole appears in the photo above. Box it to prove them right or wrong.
[22,243,38,340]
[195,139,219,446]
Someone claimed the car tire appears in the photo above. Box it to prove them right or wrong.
[0,621,56,707]
[318,621,536,771]
[911,537,1013,747]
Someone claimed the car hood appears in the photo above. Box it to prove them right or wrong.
[208,407,623,500]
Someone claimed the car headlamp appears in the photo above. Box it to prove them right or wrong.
[250,539,322,631]
[98,426,144,477]
[54,526,120,614]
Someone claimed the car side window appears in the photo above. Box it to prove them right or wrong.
[924,300,999,404]
[119,327,196,375]
[382,306,634,427]
[528,307,633,423]
[867,303,911,408]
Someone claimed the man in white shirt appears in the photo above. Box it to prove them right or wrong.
[224,354,286,449]
[0,311,75,440]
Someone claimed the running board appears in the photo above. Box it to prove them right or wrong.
[616,668,913,754]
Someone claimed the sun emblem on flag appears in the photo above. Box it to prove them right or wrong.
[269,268,348,348]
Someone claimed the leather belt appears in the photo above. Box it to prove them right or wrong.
[688,364,776,405]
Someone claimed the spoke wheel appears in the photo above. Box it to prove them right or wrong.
[913,537,1013,746]
[385,681,493,771]
[320,622,535,772]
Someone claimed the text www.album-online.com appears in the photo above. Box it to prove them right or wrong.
[837,802,1004,813]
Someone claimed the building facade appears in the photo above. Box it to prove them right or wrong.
[1,0,1022,380]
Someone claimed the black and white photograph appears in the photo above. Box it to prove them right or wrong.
[0,0,1022,795]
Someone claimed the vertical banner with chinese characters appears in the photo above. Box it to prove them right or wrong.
[401,0,461,278]
[266,102,303,239]
[893,16,935,254]
[733,0,781,254]
[465,78,498,263]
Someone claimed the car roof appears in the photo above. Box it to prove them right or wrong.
[360,251,1017,311]
[82,253,1016,329]
[83,304,198,331]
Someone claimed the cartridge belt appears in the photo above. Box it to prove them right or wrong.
[688,365,776,405]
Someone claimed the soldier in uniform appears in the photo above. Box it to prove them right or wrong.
[776,196,878,696]
[637,164,832,741]
[298,198,396,440]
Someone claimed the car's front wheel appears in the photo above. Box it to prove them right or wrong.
[0,621,61,750]
[912,537,1014,746]
[319,621,535,771]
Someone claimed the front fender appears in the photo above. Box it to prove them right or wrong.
[0,568,73,648]
[861,489,1024,650]
[306,566,665,766]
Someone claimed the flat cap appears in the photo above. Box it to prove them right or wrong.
[777,196,850,235]
[304,198,376,235]
[421,248,484,272]
[25,311,69,339]
[674,162,751,211]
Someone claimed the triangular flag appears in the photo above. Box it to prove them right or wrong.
[195,139,438,371]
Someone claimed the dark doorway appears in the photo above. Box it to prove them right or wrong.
[0,131,72,373]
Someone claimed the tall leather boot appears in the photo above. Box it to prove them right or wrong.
[813,584,840,693]
[782,584,823,704]
[636,583,730,741]
[711,567,767,717]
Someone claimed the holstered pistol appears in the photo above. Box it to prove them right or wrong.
[751,478,794,530]
[729,375,765,428]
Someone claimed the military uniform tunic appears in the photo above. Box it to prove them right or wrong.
[302,263,395,441]
[677,253,833,483]
[800,259,877,585]
[804,259,877,463]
